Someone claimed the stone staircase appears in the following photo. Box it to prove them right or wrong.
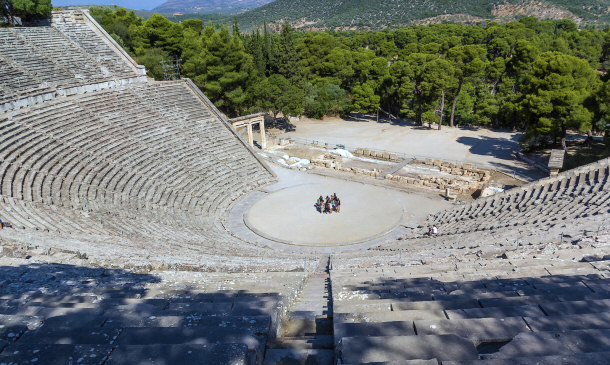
[264,257,334,365]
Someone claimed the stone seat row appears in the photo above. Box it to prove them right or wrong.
[330,254,610,363]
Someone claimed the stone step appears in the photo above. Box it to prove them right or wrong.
[392,298,481,311]
[335,309,446,324]
[342,360,438,365]
[282,316,332,337]
[18,326,121,345]
[414,317,530,342]
[446,304,544,319]
[0,343,114,364]
[335,321,416,345]
[484,329,610,358]
[104,314,271,333]
[267,335,334,349]
[444,351,610,364]
[263,349,334,365]
[339,334,477,363]
[524,312,610,332]
[106,344,250,365]
[540,298,610,316]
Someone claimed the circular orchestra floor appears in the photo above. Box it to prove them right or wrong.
[245,182,407,246]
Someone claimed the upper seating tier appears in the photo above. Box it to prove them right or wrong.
[0,10,142,108]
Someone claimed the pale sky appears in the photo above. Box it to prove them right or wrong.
[53,1,167,10]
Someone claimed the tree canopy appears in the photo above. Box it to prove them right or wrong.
[91,7,610,149]
[2,0,51,24]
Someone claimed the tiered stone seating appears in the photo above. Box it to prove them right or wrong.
[430,158,609,236]
[10,27,110,80]
[0,28,76,89]
[367,158,610,261]
[52,23,136,77]
[0,258,308,364]
[0,81,273,229]
[331,252,610,363]
[0,20,141,108]
[0,58,44,99]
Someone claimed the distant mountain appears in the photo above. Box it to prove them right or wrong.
[153,0,273,14]
[234,0,610,30]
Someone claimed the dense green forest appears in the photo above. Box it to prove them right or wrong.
[90,6,609,149]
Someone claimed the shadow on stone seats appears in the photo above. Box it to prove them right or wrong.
[335,273,610,363]
[0,263,281,364]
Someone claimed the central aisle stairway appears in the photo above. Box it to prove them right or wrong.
[264,256,334,364]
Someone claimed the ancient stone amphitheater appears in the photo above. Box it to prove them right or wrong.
[0,10,608,365]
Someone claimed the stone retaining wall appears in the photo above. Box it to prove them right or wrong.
[336,166,382,178]
[420,158,491,182]
[386,174,475,193]
[353,148,401,162]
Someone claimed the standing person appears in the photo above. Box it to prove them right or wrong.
[336,198,341,213]
[432,225,438,235]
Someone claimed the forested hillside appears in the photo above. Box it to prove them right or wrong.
[236,0,610,30]
[90,6,609,151]
[153,0,273,14]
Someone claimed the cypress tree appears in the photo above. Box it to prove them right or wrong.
[277,22,303,85]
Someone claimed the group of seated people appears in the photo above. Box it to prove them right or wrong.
[315,194,341,214]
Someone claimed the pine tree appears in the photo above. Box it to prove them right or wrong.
[6,0,51,23]
[277,22,303,84]
[263,22,276,75]
[232,17,241,39]
[201,24,256,116]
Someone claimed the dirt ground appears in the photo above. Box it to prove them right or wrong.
[253,115,548,182]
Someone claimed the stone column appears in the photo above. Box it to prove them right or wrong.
[260,118,267,149]
[247,122,254,148]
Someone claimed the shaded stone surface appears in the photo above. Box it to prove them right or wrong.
[106,344,249,365]
[414,317,529,342]
[524,313,610,332]
[340,334,477,363]
[0,344,113,365]
[263,348,334,365]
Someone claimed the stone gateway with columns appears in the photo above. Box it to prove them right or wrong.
[230,112,267,149]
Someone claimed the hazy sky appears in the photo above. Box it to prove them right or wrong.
[53,1,167,10]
